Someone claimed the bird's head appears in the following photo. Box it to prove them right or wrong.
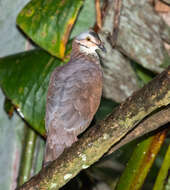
[73,30,106,56]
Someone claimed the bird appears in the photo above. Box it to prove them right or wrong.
[44,30,106,166]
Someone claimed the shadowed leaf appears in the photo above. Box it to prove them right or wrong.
[153,144,170,190]
[0,49,64,135]
[115,131,167,190]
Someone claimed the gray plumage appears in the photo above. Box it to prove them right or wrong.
[44,30,105,166]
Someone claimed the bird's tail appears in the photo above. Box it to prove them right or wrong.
[43,140,65,167]
[43,128,77,167]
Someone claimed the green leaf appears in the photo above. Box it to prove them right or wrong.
[153,144,170,190]
[17,0,84,58]
[18,127,37,186]
[131,61,155,87]
[70,0,96,38]
[4,98,15,118]
[0,49,64,136]
[95,98,118,121]
[115,132,166,190]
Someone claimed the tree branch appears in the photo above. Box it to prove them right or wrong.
[107,105,170,155]
[111,0,122,47]
[17,66,170,190]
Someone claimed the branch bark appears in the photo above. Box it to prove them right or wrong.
[95,0,102,30]
[111,0,122,47]
[17,66,170,190]
[107,105,170,155]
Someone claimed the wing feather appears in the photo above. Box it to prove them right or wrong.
[44,59,102,164]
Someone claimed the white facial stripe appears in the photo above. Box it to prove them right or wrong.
[79,44,98,55]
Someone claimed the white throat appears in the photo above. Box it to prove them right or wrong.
[79,45,99,57]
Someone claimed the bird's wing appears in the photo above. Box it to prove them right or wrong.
[46,60,102,135]
[44,60,102,164]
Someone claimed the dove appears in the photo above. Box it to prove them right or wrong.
[44,30,106,166]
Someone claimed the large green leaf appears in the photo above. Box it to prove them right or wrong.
[0,49,64,135]
[17,0,84,58]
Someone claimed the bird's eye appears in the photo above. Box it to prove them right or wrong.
[86,37,91,41]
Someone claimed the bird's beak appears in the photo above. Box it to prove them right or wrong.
[99,43,106,53]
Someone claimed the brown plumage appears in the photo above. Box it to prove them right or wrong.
[44,30,106,166]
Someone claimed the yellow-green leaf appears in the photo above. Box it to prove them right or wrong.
[17,0,84,58]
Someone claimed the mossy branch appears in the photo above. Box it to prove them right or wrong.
[107,105,170,155]
[17,66,170,190]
